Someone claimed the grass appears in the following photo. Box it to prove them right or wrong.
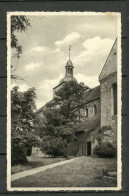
[11,155,66,174]
[12,156,117,187]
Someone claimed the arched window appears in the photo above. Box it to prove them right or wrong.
[93,105,97,115]
[111,83,117,116]
[85,108,88,117]
[70,68,73,74]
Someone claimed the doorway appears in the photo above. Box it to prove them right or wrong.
[87,142,91,156]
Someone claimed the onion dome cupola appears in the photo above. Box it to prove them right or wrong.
[65,45,74,76]
[59,45,77,84]
[65,59,74,76]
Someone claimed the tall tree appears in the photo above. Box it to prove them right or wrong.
[54,81,89,119]
[11,16,31,79]
[11,87,42,164]
[41,108,77,157]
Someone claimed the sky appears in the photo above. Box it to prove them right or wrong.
[11,13,117,109]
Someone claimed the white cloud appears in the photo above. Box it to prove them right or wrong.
[11,83,30,92]
[75,73,99,88]
[52,48,61,54]
[74,36,114,76]
[25,62,41,71]
[30,46,47,52]
[82,36,113,51]
[19,84,30,92]
[36,74,63,109]
[55,32,82,48]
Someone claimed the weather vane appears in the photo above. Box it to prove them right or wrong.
[69,45,72,60]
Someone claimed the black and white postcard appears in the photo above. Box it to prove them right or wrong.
[7,12,121,191]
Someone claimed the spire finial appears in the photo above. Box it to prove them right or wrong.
[69,45,71,60]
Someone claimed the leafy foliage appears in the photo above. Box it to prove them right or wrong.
[54,81,89,119]
[93,142,116,158]
[11,87,42,165]
[40,81,89,157]
[41,108,77,157]
[11,16,30,59]
[11,16,31,79]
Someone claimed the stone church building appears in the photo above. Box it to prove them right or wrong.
[37,39,117,156]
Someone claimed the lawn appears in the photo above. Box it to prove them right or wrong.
[11,155,66,174]
[12,156,117,187]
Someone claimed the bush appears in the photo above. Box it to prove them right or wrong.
[11,145,28,165]
[93,142,116,158]
[42,136,68,158]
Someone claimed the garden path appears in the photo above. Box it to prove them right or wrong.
[11,158,76,182]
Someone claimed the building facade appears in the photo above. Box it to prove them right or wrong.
[75,86,101,156]
[99,39,117,148]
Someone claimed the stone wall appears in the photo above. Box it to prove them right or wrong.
[77,132,98,156]
[100,74,117,147]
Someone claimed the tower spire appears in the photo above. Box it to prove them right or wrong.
[69,45,71,60]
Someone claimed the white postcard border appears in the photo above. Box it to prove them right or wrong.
[7,11,122,191]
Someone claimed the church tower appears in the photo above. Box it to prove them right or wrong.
[53,46,77,97]
[65,46,74,76]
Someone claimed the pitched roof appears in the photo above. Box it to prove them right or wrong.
[76,115,100,133]
[53,81,64,89]
[82,85,100,104]
[37,85,100,114]
[99,39,117,82]
[36,99,54,114]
